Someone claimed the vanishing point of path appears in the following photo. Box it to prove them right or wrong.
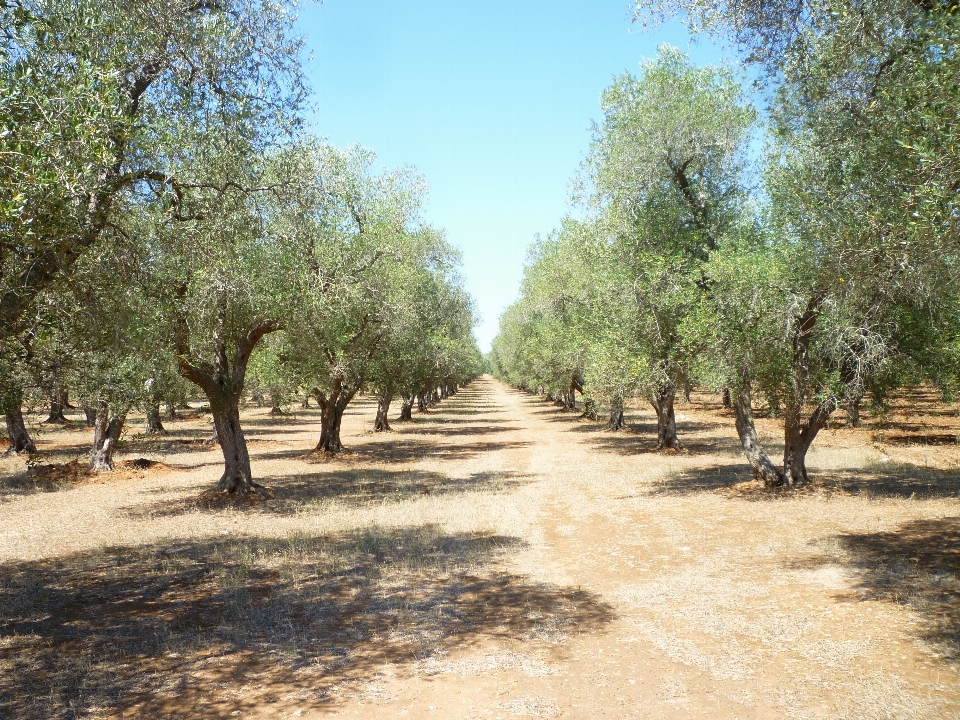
[1,376,959,718]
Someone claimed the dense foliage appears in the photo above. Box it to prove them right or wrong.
[0,1,481,491]
[493,30,960,486]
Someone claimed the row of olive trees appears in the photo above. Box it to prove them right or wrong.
[492,28,960,487]
[0,0,482,494]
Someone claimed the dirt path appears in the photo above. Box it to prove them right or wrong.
[1,376,959,719]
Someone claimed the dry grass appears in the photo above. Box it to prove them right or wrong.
[0,381,959,718]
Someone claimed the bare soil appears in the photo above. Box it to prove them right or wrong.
[1,376,959,719]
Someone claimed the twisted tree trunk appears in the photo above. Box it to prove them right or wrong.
[398,394,414,421]
[211,395,254,492]
[581,397,599,421]
[315,379,361,452]
[374,390,392,432]
[782,398,835,486]
[846,390,864,427]
[90,400,128,472]
[608,396,626,431]
[780,293,834,486]
[651,383,682,449]
[145,402,166,434]
[176,315,281,495]
[732,385,782,487]
[4,401,35,455]
[44,390,67,424]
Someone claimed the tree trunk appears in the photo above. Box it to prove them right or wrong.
[61,389,74,409]
[417,391,428,412]
[398,394,414,421]
[732,385,782,487]
[301,393,310,408]
[211,395,255,493]
[722,388,732,409]
[581,397,599,421]
[145,402,166,434]
[374,391,392,432]
[250,389,266,407]
[90,400,127,472]
[608,396,626,431]
[782,398,835,487]
[315,382,360,453]
[268,391,285,415]
[780,292,829,486]
[847,390,863,428]
[4,404,36,455]
[165,399,177,420]
[175,316,281,495]
[651,384,682,449]
[44,391,67,423]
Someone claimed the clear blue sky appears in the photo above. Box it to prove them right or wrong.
[297,0,732,351]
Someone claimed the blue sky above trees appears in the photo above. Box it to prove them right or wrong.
[298,0,732,350]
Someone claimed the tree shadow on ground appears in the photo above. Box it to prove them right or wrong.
[0,525,614,720]
[425,408,504,416]
[243,438,531,465]
[648,461,960,500]
[403,424,521,437]
[568,422,742,457]
[790,517,960,663]
[352,438,531,464]
[396,417,505,426]
[122,469,531,519]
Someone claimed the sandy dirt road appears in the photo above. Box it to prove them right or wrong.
[1,375,959,719]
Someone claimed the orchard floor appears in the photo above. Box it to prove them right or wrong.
[2,376,960,719]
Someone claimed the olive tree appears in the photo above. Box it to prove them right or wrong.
[282,144,442,453]
[581,46,757,448]
[0,0,305,339]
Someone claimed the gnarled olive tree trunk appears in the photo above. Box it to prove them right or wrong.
[374,390,392,432]
[177,318,280,494]
[846,388,864,427]
[398,394,414,421]
[780,293,836,486]
[145,402,166,434]
[3,393,35,455]
[581,397,599,420]
[782,398,835,486]
[210,394,255,492]
[44,389,67,424]
[608,396,626,431]
[315,379,361,452]
[651,383,681,449]
[732,385,782,487]
[90,400,128,471]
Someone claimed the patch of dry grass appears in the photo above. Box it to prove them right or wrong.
[1,381,959,718]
